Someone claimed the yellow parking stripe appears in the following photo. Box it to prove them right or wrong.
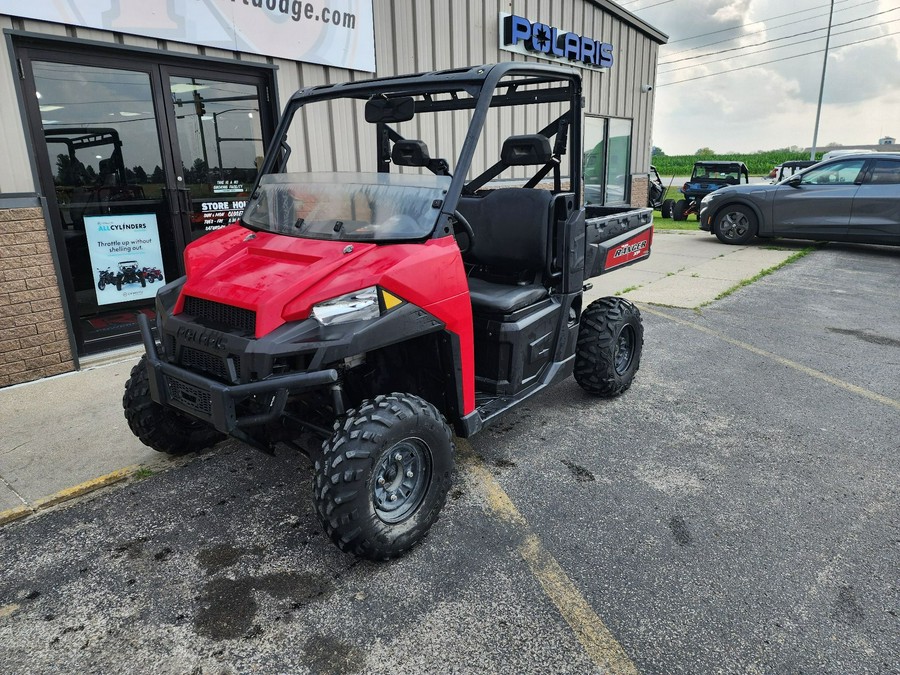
[641,305,900,412]
[462,442,638,674]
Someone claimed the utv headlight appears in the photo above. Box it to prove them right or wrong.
[311,286,380,326]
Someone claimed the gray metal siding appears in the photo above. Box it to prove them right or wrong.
[0,0,658,194]
[0,17,36,193]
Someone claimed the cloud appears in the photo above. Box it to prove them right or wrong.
[641,0,900,154]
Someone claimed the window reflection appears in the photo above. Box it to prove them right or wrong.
[169,76,265,238]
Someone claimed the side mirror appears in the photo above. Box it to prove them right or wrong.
[786,174,802,188]
[365,97,415,123]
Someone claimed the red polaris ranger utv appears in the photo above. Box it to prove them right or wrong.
[123,63,653,560]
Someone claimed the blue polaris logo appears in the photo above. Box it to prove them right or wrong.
[502,14,614,69]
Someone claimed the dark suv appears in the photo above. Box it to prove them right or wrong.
[669,161,749,221]
[698,153,900,246]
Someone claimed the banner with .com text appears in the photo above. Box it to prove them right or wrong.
[4,0,375,72]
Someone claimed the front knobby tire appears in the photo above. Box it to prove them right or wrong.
[122,356,224,455]
[314,393,454,561]
[574,297,644,397]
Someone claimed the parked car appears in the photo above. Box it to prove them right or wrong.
[699,153,900,246]
[821,148,876,161]
[770,160,818,183]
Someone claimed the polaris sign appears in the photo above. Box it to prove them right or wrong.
[500,13,614,70]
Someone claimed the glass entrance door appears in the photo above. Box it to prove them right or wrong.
[164,73,267,241]
[29,60,180,353]
[17,46,274,355]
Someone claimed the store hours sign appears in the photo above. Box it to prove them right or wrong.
[84,214,166,306]
[500,13,614,70]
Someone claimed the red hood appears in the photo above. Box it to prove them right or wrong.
[179,226,383,336]
[177,225,463,337]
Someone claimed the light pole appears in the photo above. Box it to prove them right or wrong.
[810,0,835,161]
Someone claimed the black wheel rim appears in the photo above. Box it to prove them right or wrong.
[373,438,432,524]
[720,211,749,240]
[614,325,636,375]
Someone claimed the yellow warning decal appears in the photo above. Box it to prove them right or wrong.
[380,289,404,310]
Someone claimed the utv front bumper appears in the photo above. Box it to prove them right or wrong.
[137,314,338,434]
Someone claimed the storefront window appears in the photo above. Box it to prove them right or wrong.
[34,61,177,350]
[584,116,632,205]
[606,118,632,205]
[21,47,274,355]
[169,77,265,240]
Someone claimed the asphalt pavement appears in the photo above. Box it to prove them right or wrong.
[0,232,897,673]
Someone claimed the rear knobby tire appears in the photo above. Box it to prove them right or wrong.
[122,356,224,455]
[314,393,454,561]
[672,200,687,221]
[574,297,643,397]
[661,198,675,219]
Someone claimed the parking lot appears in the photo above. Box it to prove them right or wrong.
[0,241,898,674]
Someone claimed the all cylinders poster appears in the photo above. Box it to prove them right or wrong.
[84,213,166,306]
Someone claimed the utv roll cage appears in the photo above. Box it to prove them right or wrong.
[254,62,584,222]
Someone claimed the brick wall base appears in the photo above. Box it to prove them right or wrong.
[631,174,650,208]
[0,206,76,388]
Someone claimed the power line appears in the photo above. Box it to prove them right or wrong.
[664,0,856,45]
[662,0,877,58]
[656,29,900,87]
[661,5,892,65]
[624,0,676,10]
[658,9,900,72]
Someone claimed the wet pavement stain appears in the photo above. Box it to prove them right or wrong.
[194,572,334,641]
[198,544,256,575]
[110,537,149,560]
[493,458,517,469]
[827,327,900,348]
[832,585,864,625]
[153,547,173,562]
[303,634,365,674]
[668,515,692,546]
[561,459,596,482]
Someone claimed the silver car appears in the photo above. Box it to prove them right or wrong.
[699,153,900,246]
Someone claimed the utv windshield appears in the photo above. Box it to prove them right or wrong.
[692,164,745,181]
[241,172,450,242]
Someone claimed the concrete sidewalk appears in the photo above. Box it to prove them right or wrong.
[0,230,802,523]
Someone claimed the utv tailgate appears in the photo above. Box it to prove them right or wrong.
[584,206,653,278]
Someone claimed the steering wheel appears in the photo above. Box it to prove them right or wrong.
[451,210,475,254]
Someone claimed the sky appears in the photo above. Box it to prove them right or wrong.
[624,0,900,155]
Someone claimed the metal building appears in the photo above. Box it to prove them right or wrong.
[0,0,665,387]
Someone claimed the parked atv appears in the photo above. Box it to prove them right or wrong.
[118,260,146,287]
[672,161,749,221]
[648,165,665,211]
[141,266,164,283]
[123,63,653,560]
[97,268,121,292]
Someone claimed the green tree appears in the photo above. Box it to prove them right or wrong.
[55,153,84,186]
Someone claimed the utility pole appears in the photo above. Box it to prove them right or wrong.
[810,0,835,161]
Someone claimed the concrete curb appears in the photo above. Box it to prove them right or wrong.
[0,465,141,527]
